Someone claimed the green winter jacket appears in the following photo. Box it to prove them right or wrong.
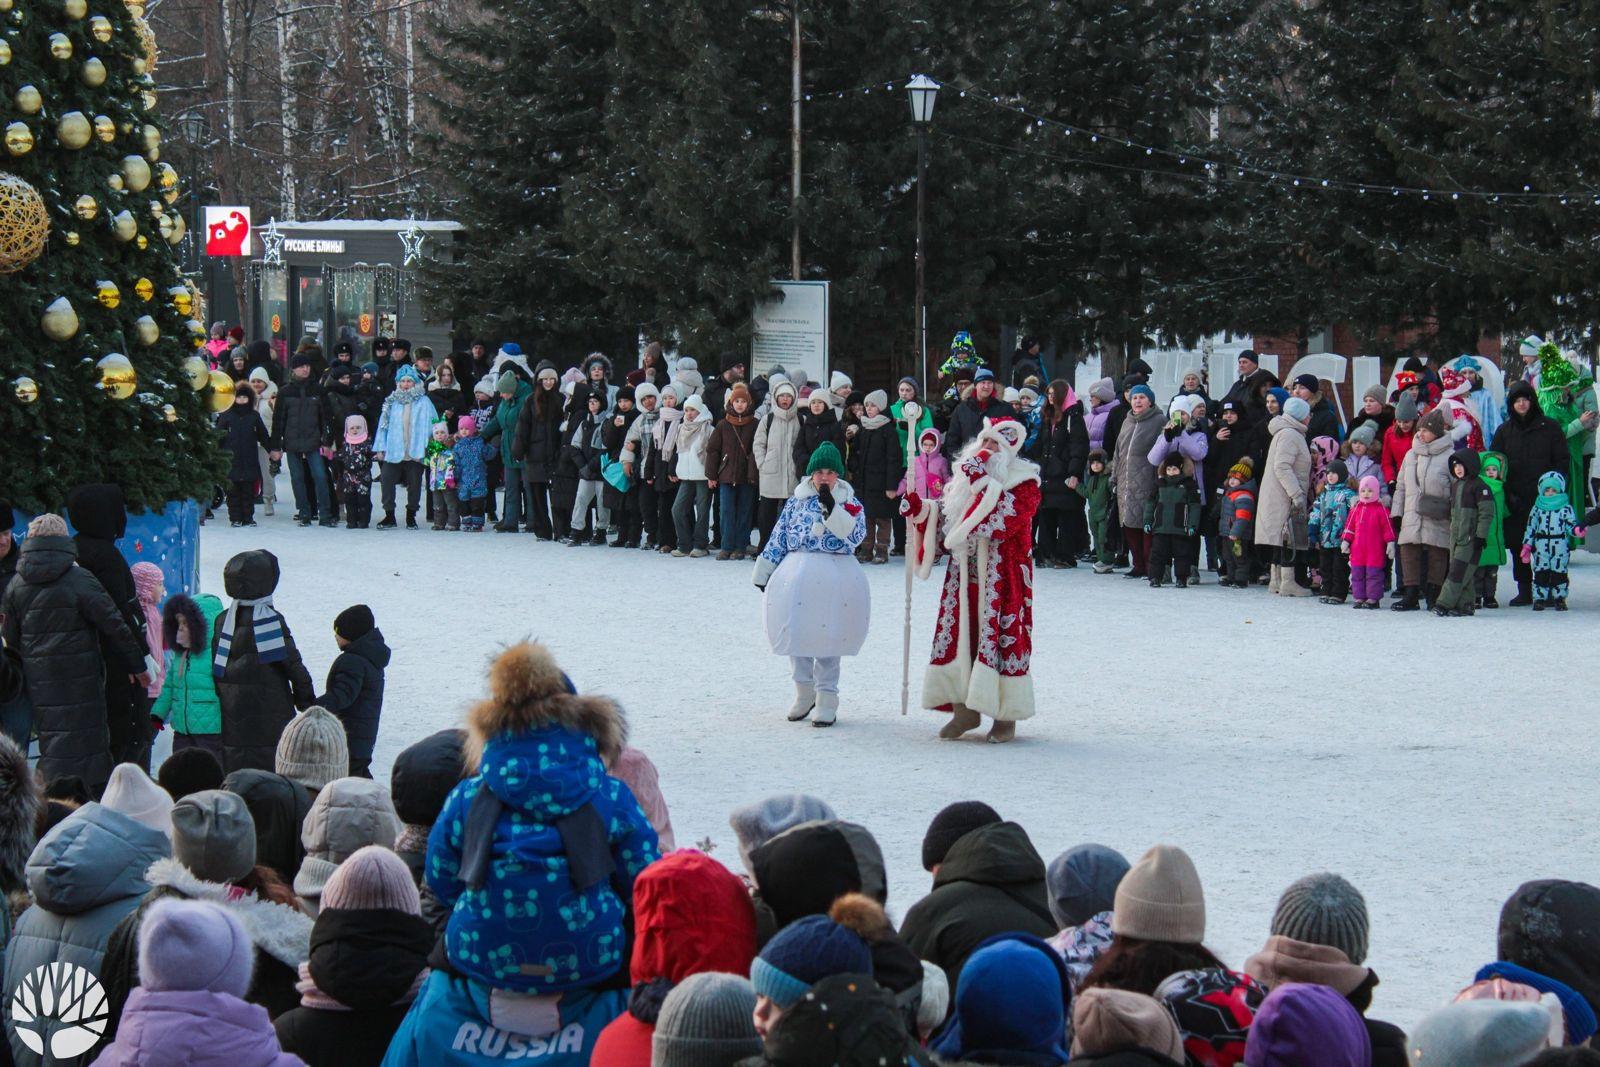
[1446,451,1496,561]
[1144,474,1202,536]
[481,381,533,471]
[1076,470,1112,525]
[150,593,224,735]
[1479,451,1509,565]
[890,398,934,457]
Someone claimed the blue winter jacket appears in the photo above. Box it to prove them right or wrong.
[379,969,624,1067]
[426,726,659,994]
[373,367,440,462]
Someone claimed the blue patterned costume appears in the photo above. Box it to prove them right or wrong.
[1523,471,1579,604]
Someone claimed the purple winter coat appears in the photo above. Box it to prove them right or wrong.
[92,989,307,1067]
[1148,428,1210,494]
[1086,399,1121,452]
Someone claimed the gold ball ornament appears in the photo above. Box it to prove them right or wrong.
[132,314,157,344]
[157,213,173,239]
[88,14,110,40]
[181,354,207,390]
[0,39,11,64]
[187,319,205,347]
[82,56,106,85]
[161,402,176,422]
[63,230,78,245]
[0,172,49,274]
[5,121,33,156]
[141,124,158,156]
[165,213,184,245]
[95,279,119,308]
[125,0,144,15]
[73,194,97,220]
[106,172,123,191]
[57,111,91,149]
[156,161,177,190]
[110,209,135,241]
[148,199,162,218]
[12,376,38,404]
[121,154,151,191]
[13,84,40,114]
[48,32,71,58]
[141,89,155,112]
[93,114,115,142]
[41,296,78,340]
[64,0,86,16]
[0,0,13,12]
[131,56,145,75]
[205,369,233,411]
[96,353,136,399]
[135,234,147,249]
[133,276,153,300]
[169,285,192,316]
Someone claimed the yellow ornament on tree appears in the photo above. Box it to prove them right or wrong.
[169,285,192,316]
[81,56,105,86]
[110,209,135,241]
[63,230,79,245]
[12,376,38,404]
[157,214,173,239]
[141,124,159,156]
[133,315,158,344]
[93,114,115,142]
[63,0,86,16]
[96,353,136,399]
[185,279,204,323]
[181,354,208,390]
[74,194,98,220]
[48,32,72,59]
[107,172,123,191]
[57,111,91,149]
[88,14,111,40]
[156,161,177,190]
[205,369,234,411]
[41,297,79,340]
[95,279,119,308]
[161,403,177,422]
[122,155,151,192]
[141,89,155,111]
[13,84,40,114]
[135,234,147,249]
[125,0,145,15]
[0,40,11,65]
[132,17,155,68]
[165,214,185,245]
[0,172,49,274]
[187,319,205,347]
[134,276,153,300]
[5,122,34,156]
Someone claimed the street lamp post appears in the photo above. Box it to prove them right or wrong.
[907,75,939,396]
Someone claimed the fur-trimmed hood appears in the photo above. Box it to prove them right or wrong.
[466,642,626,772]
[163,592,224,653]
[580,352,614,381]
[0,734,39,895]
[142,857,312,968]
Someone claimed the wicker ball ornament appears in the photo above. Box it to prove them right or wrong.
[0,173,49,273]
[131,16,156,69]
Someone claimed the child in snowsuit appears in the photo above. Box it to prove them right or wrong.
[470,377,501,523]
[427,641,659,993]
[1144,454,1202,587]
[1219,460,1257,588]
[1078,449,1115,573]
[424,422,459,531]
[1521,471,1583,610]
[452,415,493,531]
[898,427,953,571]
[1476,452,1510,608]
[316,604,389,778]
[336,415,374,529]
[216,387,271,527]
[1341,475,1397,608]
[1310,459,1357,604]
[1434,449,1497,617]
[151,592,225,761]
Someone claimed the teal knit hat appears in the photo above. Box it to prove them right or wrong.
[806,442,845,477]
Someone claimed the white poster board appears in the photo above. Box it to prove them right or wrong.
[752,281,829,388]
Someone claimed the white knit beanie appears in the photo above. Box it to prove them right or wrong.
[101,764,174,837]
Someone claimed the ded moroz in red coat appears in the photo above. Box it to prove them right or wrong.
[922,418,1041,722]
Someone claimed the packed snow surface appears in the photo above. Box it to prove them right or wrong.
[192,490,1598,1028]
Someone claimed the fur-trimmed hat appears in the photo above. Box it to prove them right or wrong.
[467,643,625,772]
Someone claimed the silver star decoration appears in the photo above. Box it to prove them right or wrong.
[398,222,426,266]
[260,218,284,266]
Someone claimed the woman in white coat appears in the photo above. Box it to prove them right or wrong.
[751,378,803,550]
[753,442,869,727]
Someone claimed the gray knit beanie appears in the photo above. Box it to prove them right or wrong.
[1048,843,1131,929]
[652,972,761,1067]
[171,789,258,884]
[275,706,350,792]
[1270,872,1370,966]
[1396,393,1419,423]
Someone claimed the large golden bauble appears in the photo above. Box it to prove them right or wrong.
[131,56,145,75]
[106,173,123,193]
[133,276,153,300]
[161,402,176,422]
[169,285,192,316]
[0,40,10,65]
[41,297,78,340]
[96,353,136,399]
[12,376,38,404]
[57,111,90,149]
[141,124,158,155]
[0,0,14,12]
[48,32,71,58]
[205,369,234,411]
[140,89,155,111]
[13,84,40,113]
[125,0,145,15]
[95,279,119,308]
[181,354,207,390]
[0,172,49,274]
[88,14,111,40]
[110,209,135,241]
[5,121,33,156]
[167,214,185,244]
[93,114,115,142]
[73,194,97,220]
[156,161,177,190]
[157,213,173,239]
[64,0,86,16]
[82,56,106,86]
[133,314,158,344]
[121,154,150,192]
[148,199,163,219]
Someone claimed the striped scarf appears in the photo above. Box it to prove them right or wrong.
[213,596,286,677]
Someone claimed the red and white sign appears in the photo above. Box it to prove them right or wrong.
[204,207,252,256]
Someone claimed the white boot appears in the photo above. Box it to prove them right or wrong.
[1279,567,1313,597]
[1268,564,1283,594]
[812,692,837,728]
[787,683,816,722]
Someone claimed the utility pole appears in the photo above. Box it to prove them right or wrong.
[790,1,801,280]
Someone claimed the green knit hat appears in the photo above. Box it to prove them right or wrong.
[496,370,518,396]
[806,442,845,476]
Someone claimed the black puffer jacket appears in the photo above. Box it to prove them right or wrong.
[222,769,312,885]
[1489,382,1573,520]
[1035,405,1089,506]
[793,407,847,473]
[898,820,1057,990]
[565,412,606,481]
[217,397,271,481]
[847,420,905,497]
[271,377,328,453]
[945,396,1019,459]
[275,907,433,1067]
[316,628,390,767]
[67,483,148,765]
[212,551,314,774]
[0,536,143,790]
[512,376,566,483]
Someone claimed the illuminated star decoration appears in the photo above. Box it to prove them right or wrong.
[260,218,284,266]
[398,222,425,266]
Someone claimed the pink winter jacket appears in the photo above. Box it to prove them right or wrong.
[899,452,953,500]
[1340,499,1396,567]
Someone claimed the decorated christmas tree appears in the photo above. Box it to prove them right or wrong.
[0,0,223,514]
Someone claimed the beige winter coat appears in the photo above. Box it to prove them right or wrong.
[1112,405,1164,524]
[752,403,803,499]
[1391,432,1453,547]
[1256,413,1312,549]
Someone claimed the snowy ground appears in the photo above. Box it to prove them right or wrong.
[187,477,1599,1029]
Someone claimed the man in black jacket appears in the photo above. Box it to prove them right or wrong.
[272,355,336,527]
[945,368,1018,459]
[1490,381,1573,605]
[702,353,746,423]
